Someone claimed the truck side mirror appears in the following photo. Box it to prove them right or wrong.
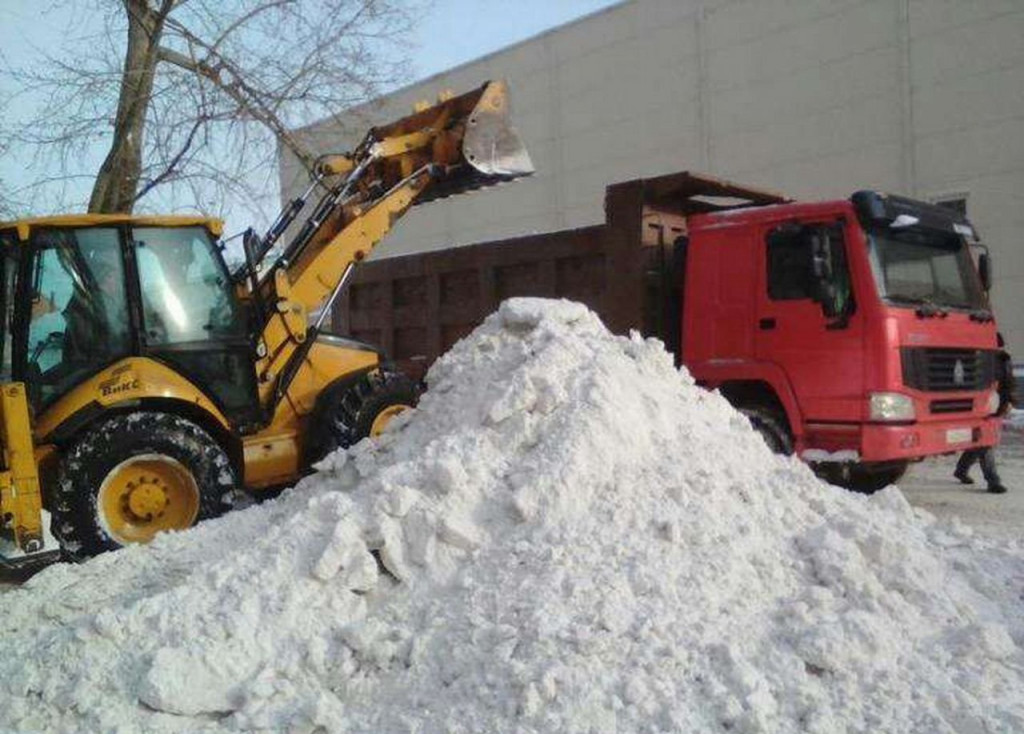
[978,252,992,292]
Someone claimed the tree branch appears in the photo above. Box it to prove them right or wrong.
[1,0,415,216]
[157,35,316,170]
[133,113,205,202]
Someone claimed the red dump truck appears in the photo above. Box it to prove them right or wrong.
[334,172,1002,491]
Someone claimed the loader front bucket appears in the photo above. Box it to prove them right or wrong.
[356,80,534,204]
[461,80,534,179]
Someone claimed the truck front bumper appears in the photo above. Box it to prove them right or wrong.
[860,416,1002,462]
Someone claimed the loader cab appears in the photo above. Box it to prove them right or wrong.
[2,218,260,426]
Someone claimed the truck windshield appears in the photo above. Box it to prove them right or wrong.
[865,227,986,311]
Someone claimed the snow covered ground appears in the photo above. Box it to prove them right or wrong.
[900,420,1024,543]
[0,300,1020,733]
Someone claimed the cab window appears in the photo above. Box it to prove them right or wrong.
[132,226,256,418]
[27,227,131,407]
[766,222,852,315]
[767,228,814,300]
[133,226,246,345]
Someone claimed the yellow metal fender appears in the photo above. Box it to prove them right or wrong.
[243,338,381,489]
[34,357,231,442]
[284,338,381,416]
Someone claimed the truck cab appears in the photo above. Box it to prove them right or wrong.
[684,191,1000,490]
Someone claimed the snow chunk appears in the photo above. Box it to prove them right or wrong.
[891,214,920,228]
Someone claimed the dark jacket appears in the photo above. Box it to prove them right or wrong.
[997,349,1015,416]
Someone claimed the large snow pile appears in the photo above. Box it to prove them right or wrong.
[1,298,1022,733]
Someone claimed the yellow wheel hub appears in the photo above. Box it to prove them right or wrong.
[126,482,169,519]
[98,454,200,545]
[370,404,411,437]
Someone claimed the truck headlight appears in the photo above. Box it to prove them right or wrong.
[986,389,1000,415]
[869,392,916,422]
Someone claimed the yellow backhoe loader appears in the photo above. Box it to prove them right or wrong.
[0,80,532,566]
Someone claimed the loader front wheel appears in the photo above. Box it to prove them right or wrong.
[53,412,237,558]
[304,370,419,467]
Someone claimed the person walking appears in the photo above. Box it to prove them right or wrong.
[954,334,1015,494]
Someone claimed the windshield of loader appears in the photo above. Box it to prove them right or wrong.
[865,227,986,311]
[133,226,246,345]
[133,226,257,418]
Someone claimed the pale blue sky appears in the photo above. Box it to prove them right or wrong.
[0,0,620,231]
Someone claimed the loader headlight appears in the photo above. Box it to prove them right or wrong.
[869,392,916,422]
[986,389,1000,415]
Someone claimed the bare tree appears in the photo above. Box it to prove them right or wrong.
[0,142,18,219]
[1,0,415,215]
[0,184,14,220]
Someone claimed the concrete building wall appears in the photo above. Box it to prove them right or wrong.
[281,0,1024,355]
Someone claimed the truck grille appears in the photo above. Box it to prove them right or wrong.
[929,398,974,414]
[901,348,996,392]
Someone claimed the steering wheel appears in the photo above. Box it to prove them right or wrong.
[30,331,65,365]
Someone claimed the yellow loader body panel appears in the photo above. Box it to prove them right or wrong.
[34,357,232,440]
[0,79,532,564]
[244,340,380,489]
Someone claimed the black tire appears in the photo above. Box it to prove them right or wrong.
[304,370,420,467]
[740,407,794,456]
[819,461,908,494]
[52,412,237,558]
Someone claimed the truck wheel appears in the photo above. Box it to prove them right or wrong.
[304,370,419,467]
[52,412,237,558]
[822,462,908,495]
[740,407,794,456]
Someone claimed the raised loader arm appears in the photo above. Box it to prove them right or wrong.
[245,80,533,407]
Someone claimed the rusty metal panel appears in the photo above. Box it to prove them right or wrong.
[393,276,428,308]
[440,269,479,305]
[335,224,633,382]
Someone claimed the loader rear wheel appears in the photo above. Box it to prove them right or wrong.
[52,412,237,558]
[304,370,419,467]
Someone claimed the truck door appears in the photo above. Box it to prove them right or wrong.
[755,220,863,425]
